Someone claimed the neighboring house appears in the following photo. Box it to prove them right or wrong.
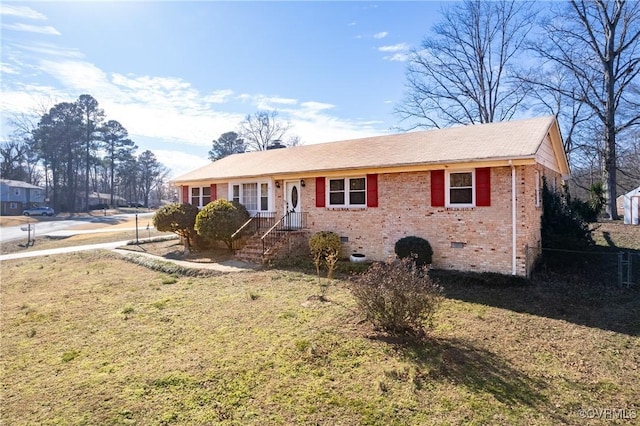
[76,192,128,210]
[0,179,45,216]
[172,116,570,276]
[623,186,640,225]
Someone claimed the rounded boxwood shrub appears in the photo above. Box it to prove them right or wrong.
[153,203,200,253]
[195,200,250,250]
[394,236,433,267]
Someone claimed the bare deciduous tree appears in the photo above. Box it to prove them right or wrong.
[531,0,640,219]
[238,110,290,151]
[396,0,535,129]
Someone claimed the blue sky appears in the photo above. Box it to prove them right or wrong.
[1,1,445,178]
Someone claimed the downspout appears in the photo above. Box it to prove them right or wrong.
[510,160,517,275]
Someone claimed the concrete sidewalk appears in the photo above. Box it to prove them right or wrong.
[0,238,258,273]
[112,249,258,273]
[0,240,133,260]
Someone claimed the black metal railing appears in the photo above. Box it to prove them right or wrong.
[261,211,308,255]
[231,212,276,250]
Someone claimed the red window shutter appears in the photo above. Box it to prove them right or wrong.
[210,183,217,201]
[366,174,378,207]
[476,167,491,206]
[182,186,189,204]
[431,170,445,207]
[315,177,326,207]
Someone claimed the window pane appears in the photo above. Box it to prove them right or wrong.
[450,188,473,204]
[232,185,240,203]
[329,179,345,191]
[203,196,211,205]
[260,183,268,211]
[191,188,200,196]
[203,187,210,196]
[243,183,257,211]
[450,172,472,188]
[350,191,365,205]
[329,192,345,205]
[350,178,365,190]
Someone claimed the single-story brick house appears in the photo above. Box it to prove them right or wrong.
[172,116,569,276]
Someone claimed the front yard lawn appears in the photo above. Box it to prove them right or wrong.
[1,251,638,425]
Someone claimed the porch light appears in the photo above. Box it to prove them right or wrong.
[300,179,305,187]
[275,181,281,188]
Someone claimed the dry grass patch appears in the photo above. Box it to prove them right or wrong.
[1,252,638,425]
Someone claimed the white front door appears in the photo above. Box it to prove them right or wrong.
[284,180,302,229]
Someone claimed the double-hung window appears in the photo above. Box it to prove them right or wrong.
[328,177,366,207]
[191,186,211,207]
[446,170,474,207]
[231,182,270,213]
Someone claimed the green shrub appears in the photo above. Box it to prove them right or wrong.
[309,231,342,278]
[153,203,200,253]
[351,258,442,336]
[195,200,250,250]
[394,236,433,267]
[541,178,593,250]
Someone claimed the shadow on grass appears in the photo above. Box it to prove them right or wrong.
[431,267,640,336]
[377,335,549,409]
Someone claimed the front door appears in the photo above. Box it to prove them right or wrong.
[284,180,302,229]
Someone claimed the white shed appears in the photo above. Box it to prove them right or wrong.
[623,185,640,225]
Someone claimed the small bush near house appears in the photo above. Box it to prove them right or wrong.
[309,231,342,278]
[153,203,200,254]
[351,258,442,336]
[394,236,433,267]
[195,200,250,250]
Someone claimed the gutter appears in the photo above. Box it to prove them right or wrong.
[510,160,517,275]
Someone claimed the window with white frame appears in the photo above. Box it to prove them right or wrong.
[230,182,270,212]
[260,183,268,211]
[10,202,17,209]
[191,186,211,207]
[242,183,258,211]
[232,185,240,203]
[446,170,474,207]
[13,188,20,196]
[328,177,366,207]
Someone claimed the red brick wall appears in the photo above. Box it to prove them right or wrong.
[303,165,561,276]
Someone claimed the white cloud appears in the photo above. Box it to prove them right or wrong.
[373,31,388,39]
[348,21,357,27]
[2,51,390,178]
[0,62,20,75]
[300,101,334,112]
[15,42,83,59]
[378,43,410,53]
[150,149,210,179]
[204,89,234,104]
[0,4,47,20]
[254,95,298,110]
[3,23,60,35]
[383,53,410,62]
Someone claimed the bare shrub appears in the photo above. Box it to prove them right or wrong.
[351,258,442,336]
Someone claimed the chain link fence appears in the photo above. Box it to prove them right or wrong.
[526,246,640,287]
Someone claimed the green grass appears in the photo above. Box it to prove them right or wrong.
[2,250,638,425]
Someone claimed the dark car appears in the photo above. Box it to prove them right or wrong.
[23,206,56,217]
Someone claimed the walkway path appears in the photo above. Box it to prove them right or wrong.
[0,238,258,273]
